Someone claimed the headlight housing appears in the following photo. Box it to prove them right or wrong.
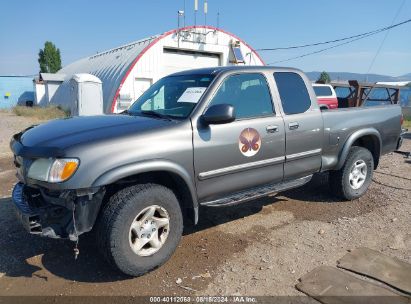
[27,158,79,183]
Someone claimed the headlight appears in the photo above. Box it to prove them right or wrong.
[27,158,79,183]
[27,158,53,181]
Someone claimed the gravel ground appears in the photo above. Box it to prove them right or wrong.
[0,112,409,298]
[0,111,43,156]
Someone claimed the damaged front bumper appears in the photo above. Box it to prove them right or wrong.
[12,182,105,241]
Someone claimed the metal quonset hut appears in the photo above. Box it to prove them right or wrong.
[58,26,265,114]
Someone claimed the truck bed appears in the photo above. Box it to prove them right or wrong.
[320,105,402,170]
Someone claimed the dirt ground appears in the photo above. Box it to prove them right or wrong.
[0,112,44,156]
[0,112,410,298]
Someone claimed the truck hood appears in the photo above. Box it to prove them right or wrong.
[11,114,176,158]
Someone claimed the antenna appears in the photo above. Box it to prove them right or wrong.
[204,0,208,28]
[177,10,184,47]
[177,10,185,29]
[183,0,186,27]
[217,12,220,29]
[194,0,198,28]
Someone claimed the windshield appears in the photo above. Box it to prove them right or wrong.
[128,74,215,119]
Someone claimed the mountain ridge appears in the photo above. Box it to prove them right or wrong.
[305,71,411,83]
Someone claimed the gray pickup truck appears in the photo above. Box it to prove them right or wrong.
[10,66,403,276]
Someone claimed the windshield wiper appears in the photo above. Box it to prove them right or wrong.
[139,110,173,120]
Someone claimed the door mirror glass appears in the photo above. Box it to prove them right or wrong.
[202,104,236,125]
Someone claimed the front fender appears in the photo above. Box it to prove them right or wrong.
[92,159,198,217]
[336,128,382,170]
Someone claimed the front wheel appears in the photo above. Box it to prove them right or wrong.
[330,146,374,200]
[96,184,183,276]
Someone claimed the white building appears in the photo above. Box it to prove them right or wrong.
[55,25,265,114]
[36,73,66,106]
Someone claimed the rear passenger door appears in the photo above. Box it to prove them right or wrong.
[273,72,323,179]
[193,73,285,203]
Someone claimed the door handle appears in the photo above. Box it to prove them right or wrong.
[266,125,279,133]
[289,122,299,130]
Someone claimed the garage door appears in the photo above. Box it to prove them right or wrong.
[162,48,221,76]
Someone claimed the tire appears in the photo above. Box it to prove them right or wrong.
[96,183,183,276]
[330,146,374,200]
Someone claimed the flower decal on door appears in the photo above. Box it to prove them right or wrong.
[239,128,261,157]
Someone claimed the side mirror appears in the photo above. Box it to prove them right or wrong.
[202,104,236,125]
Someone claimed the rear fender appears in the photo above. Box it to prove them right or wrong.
[336,128,381,170]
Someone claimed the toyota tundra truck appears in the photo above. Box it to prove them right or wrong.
[10,66,403,276]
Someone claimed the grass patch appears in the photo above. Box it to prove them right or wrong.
[12,106,69,120]
[404,119,411,129]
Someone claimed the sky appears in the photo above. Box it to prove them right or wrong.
[0,0,410,76]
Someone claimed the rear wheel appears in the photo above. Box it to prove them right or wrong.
[330,146,374,200]
[96,184,183,276]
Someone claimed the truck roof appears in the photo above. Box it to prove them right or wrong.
[169,66,304,77]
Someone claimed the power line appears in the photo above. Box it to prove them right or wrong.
[258,18,411,52]
[266,18,411,65]
[366,0,406,79]
[267,32,378,65]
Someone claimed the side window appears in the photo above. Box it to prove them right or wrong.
[274,72,311,115]
[209,73,274,119]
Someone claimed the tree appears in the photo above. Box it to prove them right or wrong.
[407,82,411,87]
[317,71,331,84]
[38,41,62,73]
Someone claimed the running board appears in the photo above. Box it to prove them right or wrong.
[200,175,312,207]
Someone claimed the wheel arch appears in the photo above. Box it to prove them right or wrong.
[92,160,198,225]
[336,128,381,170]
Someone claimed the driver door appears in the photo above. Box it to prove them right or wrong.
[193,73,285,203]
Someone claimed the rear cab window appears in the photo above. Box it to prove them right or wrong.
[274,72,312,115]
